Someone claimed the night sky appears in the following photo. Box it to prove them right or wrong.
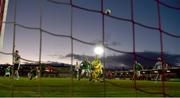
[0,0,180,65]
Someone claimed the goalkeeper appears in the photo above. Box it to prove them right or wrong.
[91,56,104,82]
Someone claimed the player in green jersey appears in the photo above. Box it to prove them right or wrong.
[4,66,11,77]
[133,60,143,80]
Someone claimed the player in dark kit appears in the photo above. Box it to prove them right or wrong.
[29,66,40,80]
[13,50,21,80]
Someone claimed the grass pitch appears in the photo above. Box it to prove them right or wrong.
[0,77,180,97]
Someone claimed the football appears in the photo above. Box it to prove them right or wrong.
[105,9,111,15]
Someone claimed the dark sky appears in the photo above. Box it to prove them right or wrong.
[0,0,180,64]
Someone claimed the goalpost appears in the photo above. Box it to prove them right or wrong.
[0,0,9,51]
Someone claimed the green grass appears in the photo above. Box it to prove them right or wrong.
[0,77,180,97]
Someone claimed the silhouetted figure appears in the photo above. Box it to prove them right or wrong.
[153,57,163,81]
[13,50,21,80]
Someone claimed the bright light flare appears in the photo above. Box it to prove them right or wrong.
[166,70,171,73]
[94,46,104,55]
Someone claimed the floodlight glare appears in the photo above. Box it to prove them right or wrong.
[94,46,104,55]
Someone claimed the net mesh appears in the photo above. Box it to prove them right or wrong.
[0,0,180,97]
